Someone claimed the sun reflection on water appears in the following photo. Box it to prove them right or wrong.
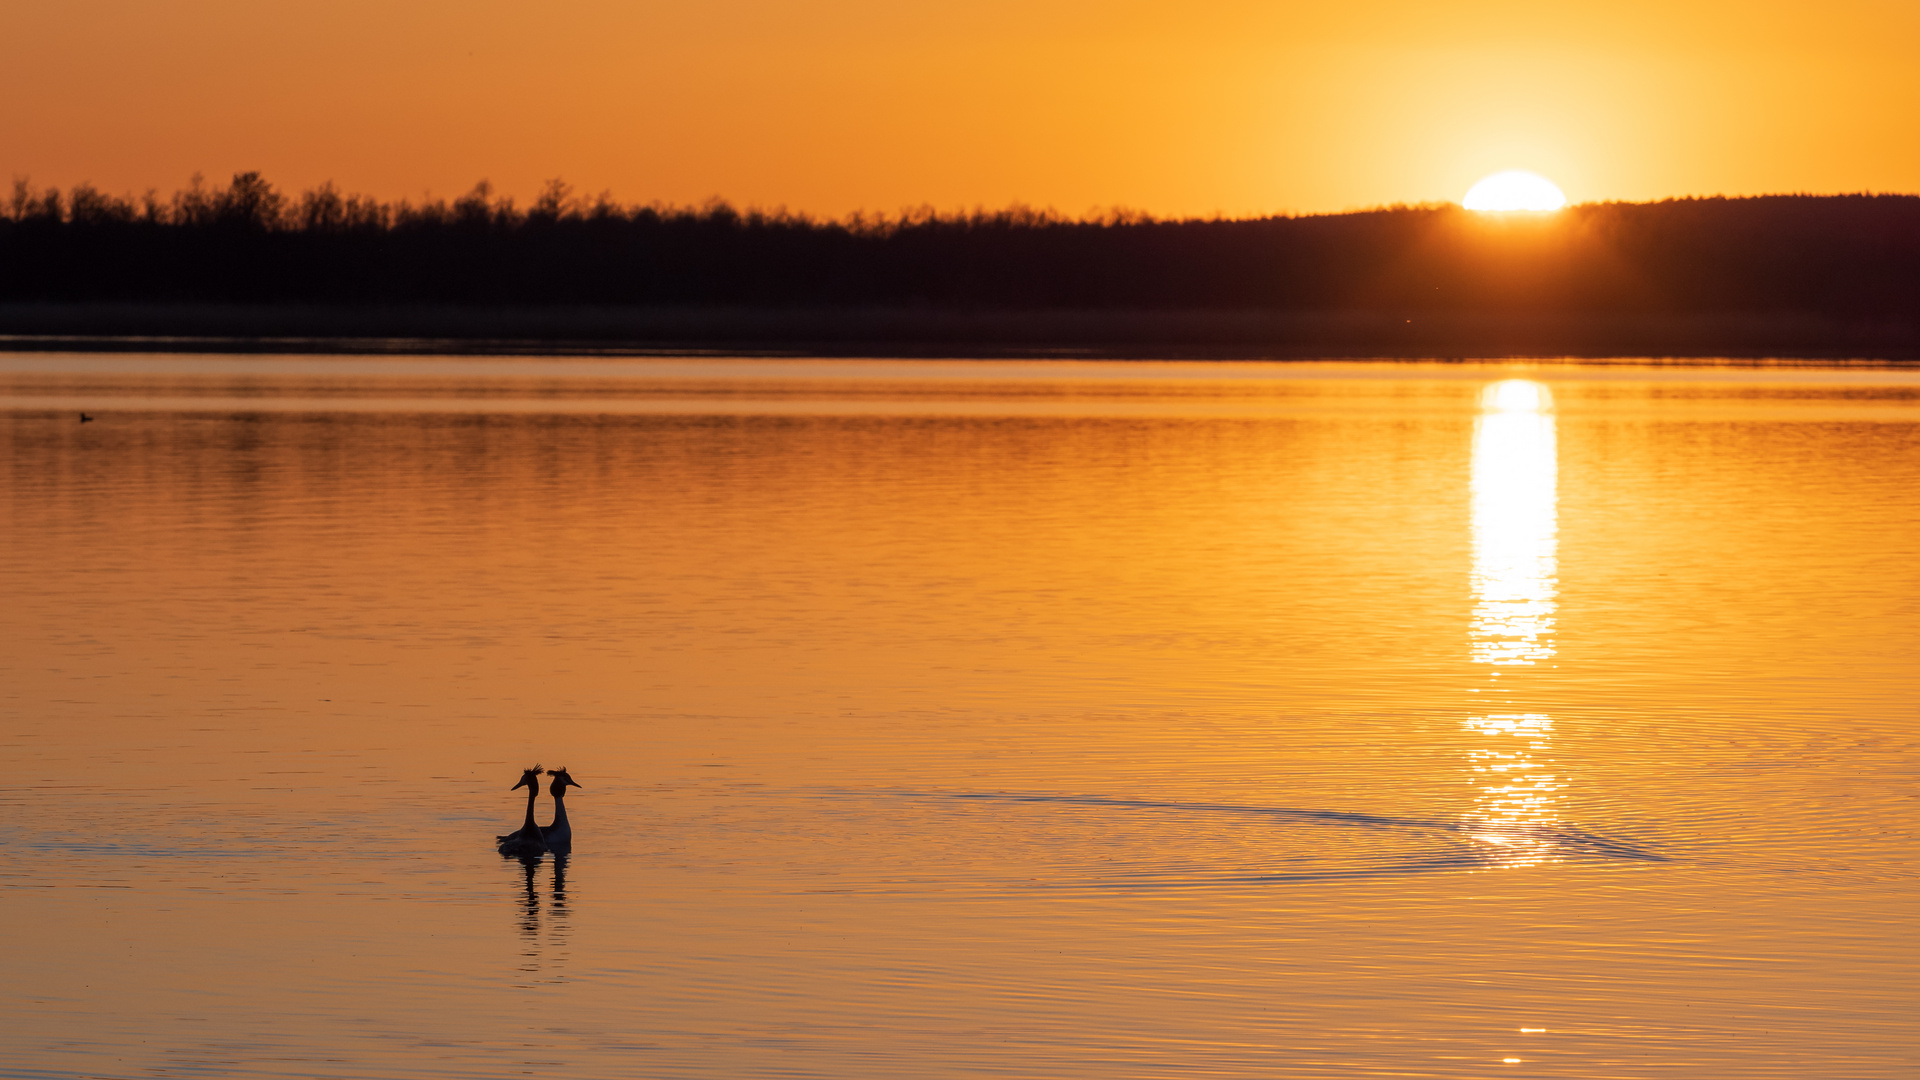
[1467,379,1560,864]
[1471,380,1557,667]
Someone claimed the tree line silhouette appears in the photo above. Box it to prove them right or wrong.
[2,172,1915,320]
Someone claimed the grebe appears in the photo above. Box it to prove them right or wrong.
[496,766,547,857]
[543,768,581,854]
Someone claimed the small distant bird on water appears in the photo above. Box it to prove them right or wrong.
[79,413,94,423]
[542,768,582,854]
[496,766,548,857]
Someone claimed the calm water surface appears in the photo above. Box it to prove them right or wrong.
[0,356,1914,1078]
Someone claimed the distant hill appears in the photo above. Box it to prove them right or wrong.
[2,174,1915,356]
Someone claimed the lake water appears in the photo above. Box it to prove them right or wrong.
[0,355,1914,1079]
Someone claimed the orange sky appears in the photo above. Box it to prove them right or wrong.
[3,0,1916,218]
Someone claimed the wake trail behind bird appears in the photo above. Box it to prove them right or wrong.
[813,788,1672,888]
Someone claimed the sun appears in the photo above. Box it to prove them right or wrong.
[1462,171,1567,212]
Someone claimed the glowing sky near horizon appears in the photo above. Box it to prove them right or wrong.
[1,0,1915,217]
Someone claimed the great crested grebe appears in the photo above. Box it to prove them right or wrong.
[542,768,581,854]
[496,766,548,857]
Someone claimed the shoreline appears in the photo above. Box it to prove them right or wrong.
[1,303,1914,361]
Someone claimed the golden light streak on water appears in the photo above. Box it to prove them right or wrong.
[1470,380,1558,667]
[1466,379,1561,864]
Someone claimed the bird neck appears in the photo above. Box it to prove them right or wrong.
[550,789,570,829]
[520,784,541,832]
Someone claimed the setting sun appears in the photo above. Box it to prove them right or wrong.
[1463,171,1569,212]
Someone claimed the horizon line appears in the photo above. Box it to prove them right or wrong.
[8,172,1919,229]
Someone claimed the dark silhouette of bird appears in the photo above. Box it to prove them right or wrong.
[542,768,581,854]
[496,766,548,857]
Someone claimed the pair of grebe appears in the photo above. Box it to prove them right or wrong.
[496,766,581,856]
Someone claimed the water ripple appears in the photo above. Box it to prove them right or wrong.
[840,789,1671,887]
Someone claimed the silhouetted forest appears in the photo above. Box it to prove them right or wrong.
[1,173,1915,353]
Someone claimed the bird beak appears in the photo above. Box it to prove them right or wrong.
[567,777,583,788]
[512,777,531,790]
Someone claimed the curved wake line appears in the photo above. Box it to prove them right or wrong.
[838,789,1671,884]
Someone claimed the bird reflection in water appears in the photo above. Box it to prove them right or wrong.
[509,852,573,984]
[1465,379,1563,866]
